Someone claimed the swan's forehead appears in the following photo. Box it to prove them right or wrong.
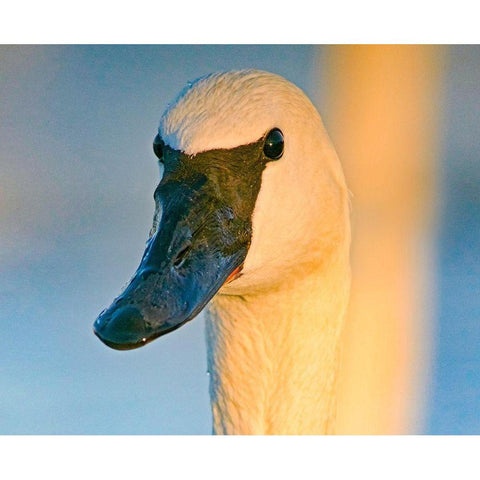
[159,70,313,155]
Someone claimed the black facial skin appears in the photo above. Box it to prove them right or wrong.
[93,135,278,350]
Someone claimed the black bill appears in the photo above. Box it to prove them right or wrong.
[93,138,266,350]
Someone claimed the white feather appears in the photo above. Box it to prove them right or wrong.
[161,70,351,434]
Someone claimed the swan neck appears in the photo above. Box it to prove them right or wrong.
[205,259,350,434]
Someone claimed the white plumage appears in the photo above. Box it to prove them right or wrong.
[161,70,351,434]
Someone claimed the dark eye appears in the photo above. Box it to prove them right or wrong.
[263,128,284,160]
[153,134,165,161]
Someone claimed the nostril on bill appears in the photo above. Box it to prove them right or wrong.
[173,244,191,269]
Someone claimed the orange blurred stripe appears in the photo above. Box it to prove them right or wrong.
[321,45,444,434]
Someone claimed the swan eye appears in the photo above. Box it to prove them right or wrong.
[153,134,165,162]
[263,128,284,160]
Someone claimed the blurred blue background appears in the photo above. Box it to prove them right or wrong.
[425,45,480,434]
[0,45,478,434]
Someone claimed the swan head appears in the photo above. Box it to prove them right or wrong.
[94,70,349,350]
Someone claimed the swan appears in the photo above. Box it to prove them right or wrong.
[93,70,351,434]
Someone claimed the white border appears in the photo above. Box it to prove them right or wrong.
[2,436,479,479]
[1,0,479,43]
